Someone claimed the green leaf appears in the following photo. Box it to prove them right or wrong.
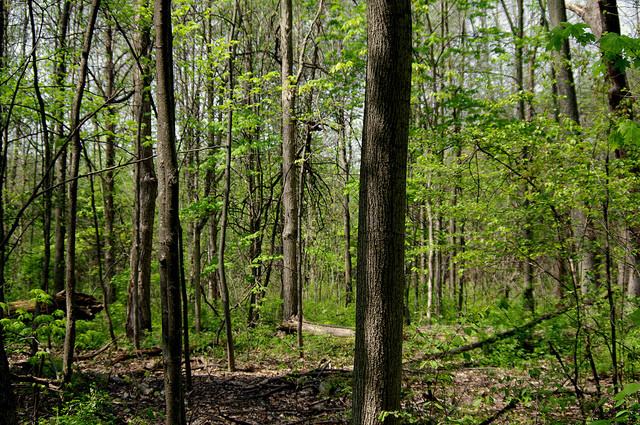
[614,383,640,407]
[629,308,640,326]
[600,33,626,55]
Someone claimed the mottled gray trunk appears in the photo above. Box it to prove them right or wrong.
[281,0,298,320]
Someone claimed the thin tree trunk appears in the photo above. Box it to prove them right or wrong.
[53,0,72,295]
[218,0,239,372]
[62,0,101,385]
[178,226,191,390]
[426,197,435,323]
[154,0,186,421]
[127,0,157,344]
[296,129,309,357]
[86,157,116,342]
[191,224,203,332]
[103,21,116,304]
[338,110,353,306]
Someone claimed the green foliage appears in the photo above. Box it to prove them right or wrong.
[38,388,118,425]
[587,384,640,424]
[546,23,596,51]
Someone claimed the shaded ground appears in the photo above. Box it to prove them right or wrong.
[13,347,353,425]
[10,327,605,424]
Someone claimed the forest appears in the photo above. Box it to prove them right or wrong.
[2,0,640,423]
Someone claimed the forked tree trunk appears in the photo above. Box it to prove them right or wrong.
[352,0,412,422]
[154,0,186,421]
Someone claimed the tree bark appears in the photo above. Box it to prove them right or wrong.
[281,0,299,320]
[103,21,116,304]
[154,0,186,421]
[352,0,412,422]
[127,0,157,344]
[548,0,580,122]
[338,110,353,306]
[0,0,17,420]
[62,0,101,385]
[52,0,72,295]
[0,328,16,425]
[217,0,239,371]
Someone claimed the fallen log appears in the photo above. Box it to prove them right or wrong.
[277,319,355,338]
[425,307,569,360]
[111,347,163,365]
[7,291,103,321]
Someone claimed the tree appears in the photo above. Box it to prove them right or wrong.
[0,0,17,420]
[127,0,157,346]
[61,0,102,384]
[52,0,72,295]
[0,330,14,425]
[154,0,186,421]
[352,0,412,423]
[217,0,239,372]
[280,0,299,320]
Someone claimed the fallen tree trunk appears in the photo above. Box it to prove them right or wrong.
[277,319,355,338]
[425,307,569,360]
[7,291,103,321]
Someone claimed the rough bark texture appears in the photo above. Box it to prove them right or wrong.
[352,0,412,423]
[569,0,638,299]
[8,291,103,320]
[127,0,157,343]
[103,22,116,304]
[62,0,101,384]
[548,0,580,122]
[154,0,186,422]
[0,0,17,420]
[281,0,299,320]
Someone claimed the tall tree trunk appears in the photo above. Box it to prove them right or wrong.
[154,0,186,421]
[337,110,353,306]
[218,0,239,371]
[103,21,116,304]
[127,0,157,344]
[191,223,203,332]
[205,9,221,304]
[548,0,580,122]
[352,0,412,422]
[53,0,72,295]
[426,196,435,323]
[62,0,101,385]
[0,329,16,425]
[281,0,298,320]
[0,0,17,420]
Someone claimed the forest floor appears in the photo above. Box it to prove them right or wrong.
[10,324,601,425]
